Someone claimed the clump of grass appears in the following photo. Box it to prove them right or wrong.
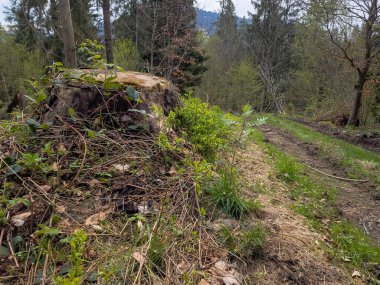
[218,225,267,260]
[331,222,380,267]
[207,168,253,218]
[274,153,302,183]
[148,234,167,271]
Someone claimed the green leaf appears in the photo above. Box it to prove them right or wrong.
[58,264,72,275]
[104,81,122,90]
[26,119,40,132]
[35,92,47,103]
[39,122,52,130]
[7,198,30,207]
[43,142,54,156]
[36,224,60,236]
[6,164,23,176]
[126,86,140,101]
[68,108,76,118]
[87,130,96,139]
[59,237,73,244]
[0,245,10,256]
[86,272,99,282]
[12,235,23,246]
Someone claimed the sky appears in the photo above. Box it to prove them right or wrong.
[196,0,252,17]
[0,0,9,24]
[0,0,252,25]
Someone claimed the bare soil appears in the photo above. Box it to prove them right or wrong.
[260,125,380,245]
[294,118,380,153]
[236,143,355,284]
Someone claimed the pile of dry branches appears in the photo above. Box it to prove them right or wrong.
[0,117,224,284]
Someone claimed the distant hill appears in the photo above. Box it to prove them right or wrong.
[196,8,219,35]
[196,8,245,36]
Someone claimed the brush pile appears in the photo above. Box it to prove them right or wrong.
[0,71,232,284]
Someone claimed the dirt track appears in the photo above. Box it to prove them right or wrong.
[294,118,380,153]
[261,125,380,244]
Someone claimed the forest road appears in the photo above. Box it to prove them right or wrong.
[261,124,380,244]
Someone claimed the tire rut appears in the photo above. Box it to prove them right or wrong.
[261,125,380,244]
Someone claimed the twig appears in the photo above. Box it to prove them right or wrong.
[55,116,88,185]
[305,164,369,183]
[7,231,19,267]
[133,199,165,285]
[0,212,9,247]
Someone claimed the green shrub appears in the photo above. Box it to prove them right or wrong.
[207,168,251,218]
[114,39,142,71]
[168,96,231,162]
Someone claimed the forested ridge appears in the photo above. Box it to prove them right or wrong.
[0,0,380,284]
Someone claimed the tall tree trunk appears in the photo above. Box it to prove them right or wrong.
[59,0,77,68]
[347,0,377,126]
[347,75,366,125]
[102,0,114,64]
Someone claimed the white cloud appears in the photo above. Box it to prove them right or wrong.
[196,0,253,17]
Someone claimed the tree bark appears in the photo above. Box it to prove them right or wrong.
[346,0,377,126]
[102,0,114,64]
[347,76,366,126]
[59,0,77,68]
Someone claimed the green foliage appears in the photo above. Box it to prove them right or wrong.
[218,225,267,260]
[218,60,262,112]
[78,39,106,69]
[168,96,231,161]
[207,168,252,218]
[196,52,262,113]
[0,27,45,104]
[56,230,87,285]
[114,39,142,71]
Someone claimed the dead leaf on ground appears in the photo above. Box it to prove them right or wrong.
[55,205,66,214]
[112,163,130,173]
[40,185,52,192]
[223,276,240,285]
[84,208,113,226]
[198,279,211,285]
[168,165,178,175]
[88,179,101,187]
[51,162,60,171]
[58,143,66,153]
[11,212,32,227]
[132,251,146,264]
[209,261,243,285]
[176,260,191,275]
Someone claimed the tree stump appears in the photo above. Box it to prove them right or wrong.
[40,70,180,133]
